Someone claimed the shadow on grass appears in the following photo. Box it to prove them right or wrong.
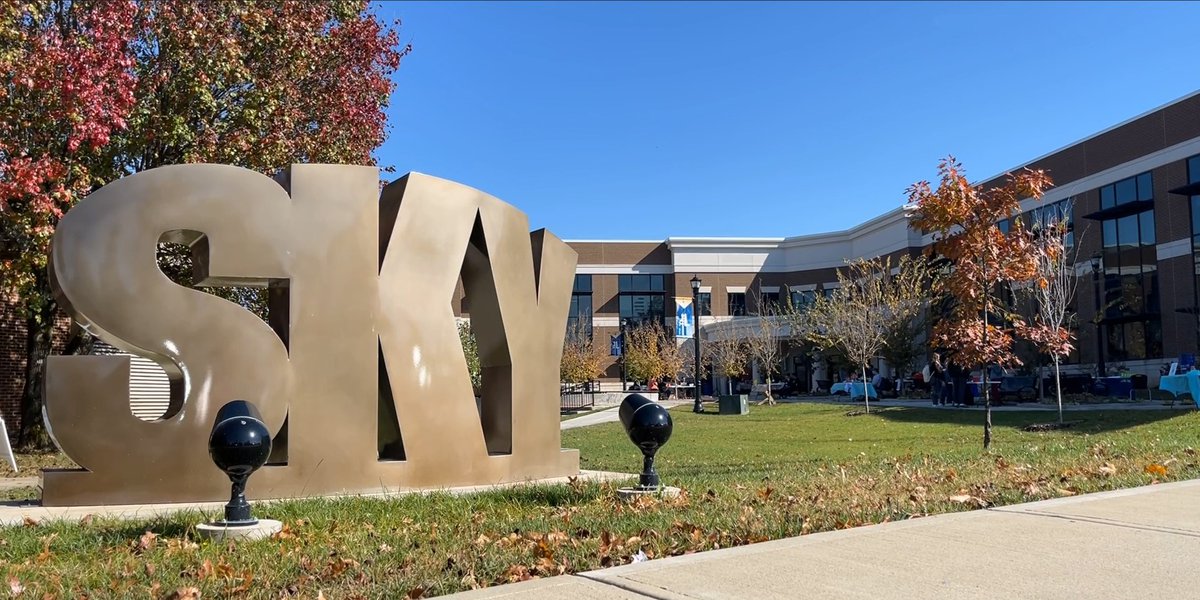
[872,405,1193,434]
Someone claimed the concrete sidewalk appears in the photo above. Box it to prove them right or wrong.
[446,479,1200,599]
[561,400,692,431]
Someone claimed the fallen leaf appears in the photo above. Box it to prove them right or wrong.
[1098,463,1117,477]
[78,514,94,526]
[197,559,215,580]
[134,531,157,553]
[406,587,425,599]
[7,575,23,596]
[36,533,57,563]
[1144,464,1168,477]
[22,516,38,528]
[165,587,201,600]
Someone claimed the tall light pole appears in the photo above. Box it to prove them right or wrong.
[691,275,703,413]
[1090,253,1106,378]
[619,317,628,391]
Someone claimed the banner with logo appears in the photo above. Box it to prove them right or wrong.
[675,297,695,339]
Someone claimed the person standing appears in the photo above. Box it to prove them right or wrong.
[948,360,970,407]
[929,353,947,406]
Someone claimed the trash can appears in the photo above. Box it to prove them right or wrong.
[718,395,749,415]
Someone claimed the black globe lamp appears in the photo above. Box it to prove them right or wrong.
[618,393,673,490]
[208,400,272,526]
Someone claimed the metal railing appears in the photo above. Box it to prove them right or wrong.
[560,381,597,412]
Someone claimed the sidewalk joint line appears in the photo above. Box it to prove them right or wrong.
[576,572,689,600]
[989,507,1200,538]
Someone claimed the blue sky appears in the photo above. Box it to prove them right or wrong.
[372,1,1200,240]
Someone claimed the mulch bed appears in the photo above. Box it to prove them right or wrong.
[1022,421,1082,432]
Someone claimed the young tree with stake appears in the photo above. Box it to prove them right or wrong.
[906,157,1053,448]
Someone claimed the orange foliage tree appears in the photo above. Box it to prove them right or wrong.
[906,157,1053,448]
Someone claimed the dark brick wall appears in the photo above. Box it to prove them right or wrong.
[1,293,72,444]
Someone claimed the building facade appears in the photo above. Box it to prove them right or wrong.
[538,91,1200,388]
[6,91,1200,439]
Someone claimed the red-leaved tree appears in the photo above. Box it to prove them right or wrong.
[1,0,408,447]
[906,157,1053,449]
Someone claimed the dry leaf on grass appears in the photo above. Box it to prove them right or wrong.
[165,587,201,600]
[133,530,157,553]
[948,494,989,508]
[7,575,23,596]
[1144,464,1168,477]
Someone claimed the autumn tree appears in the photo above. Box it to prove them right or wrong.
[0,0,407,446]
[797,256,930,413]
[560,319,604,385]
[622,322,667,386]
[458,321,481,393]
[705,335,748,396]
[906,157,1053,448]
[1016,207,1081,424]
[745,296,786,405]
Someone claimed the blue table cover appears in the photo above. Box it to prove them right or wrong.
[831,382,878,399]
[1159,371,1200,408]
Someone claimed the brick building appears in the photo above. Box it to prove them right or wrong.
[6,91,1200,441]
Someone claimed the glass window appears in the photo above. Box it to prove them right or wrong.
[1117,214,1138,247]
[697,292,712,316]
[573,274,592,293]
[1189,155,1200,183]
[619,274,666,293]
[728,292,747,316]
[1099,202,1161,360]
[997,219,1010,234]
[1137,172,1154,201]
[567,286,593,338]
[1139,211,1156,246]
[1101,185,1115,209]
[790,289,817,310]
[1115,177,1137,205]
[759,291,781,313]
[619,293,664,324]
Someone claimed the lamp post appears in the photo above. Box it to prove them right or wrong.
[690,275,703,413]
[619,317,628,391]
[1090,253,1106,377]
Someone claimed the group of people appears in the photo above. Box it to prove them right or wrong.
[925,352,974,407]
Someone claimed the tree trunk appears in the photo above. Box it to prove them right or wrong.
[1054,356,1063,425]
[862,364,870,414]
[983,365,992,449]
[18,309,53,450]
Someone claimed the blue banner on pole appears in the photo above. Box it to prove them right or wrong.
[610,333,623,356]
[675,297,695,339]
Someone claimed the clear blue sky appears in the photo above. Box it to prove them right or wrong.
[372,1,1200,240]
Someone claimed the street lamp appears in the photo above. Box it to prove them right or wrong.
[1090,253,1106,377]
[691,275,703,413]
[619,317,628,392]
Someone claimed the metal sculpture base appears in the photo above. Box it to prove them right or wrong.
[196,518,282,542]
[617,485,681,501]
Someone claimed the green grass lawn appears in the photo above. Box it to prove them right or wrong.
[3,404,1199,599]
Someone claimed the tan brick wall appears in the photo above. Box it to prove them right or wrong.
[567,242,670,266]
